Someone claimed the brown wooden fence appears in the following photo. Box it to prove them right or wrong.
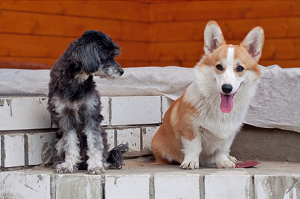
[0,1,299,69]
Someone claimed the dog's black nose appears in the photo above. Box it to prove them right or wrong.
[222,84,233,94]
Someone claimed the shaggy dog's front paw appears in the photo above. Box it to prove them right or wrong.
[88,167,105,175]
[216,160,236,169]
[56,163,78,173]
[87,161,109,174]
[180,160,199,169]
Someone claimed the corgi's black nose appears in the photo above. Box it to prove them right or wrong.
[222,84,233,94]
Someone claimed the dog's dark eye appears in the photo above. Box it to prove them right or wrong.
[216,64,223,71]
[236,66,244,72]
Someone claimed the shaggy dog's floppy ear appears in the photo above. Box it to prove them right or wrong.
[71,42,101,74]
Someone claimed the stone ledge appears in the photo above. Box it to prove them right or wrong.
[0,160,299,199]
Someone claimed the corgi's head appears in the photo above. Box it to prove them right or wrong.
[196,21,264,113]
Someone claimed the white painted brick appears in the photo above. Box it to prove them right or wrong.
[205,173,252,199]
[0,97,51,130]
[142,126,159,155]
[3,134,25,167]
[0,136,1,167]
[105,174,150,199]
[255,175,300,199]
[154,172,200,199]
[117,128,140,157]
[161,96,174,119]
[100,96,110,125]
[110,96,161,125]
[0,171,50,199]
[106,129,115,151]
[53,174,102,199]
[27,132,56,166]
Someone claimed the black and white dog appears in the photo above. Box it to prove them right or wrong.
[48,30,127,174]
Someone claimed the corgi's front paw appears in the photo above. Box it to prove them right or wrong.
[180,160,199,169]
[228,155,237,163]
[216,160,235,169]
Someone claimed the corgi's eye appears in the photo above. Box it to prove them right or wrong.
[216,64,223,71]
[236,66,244,72]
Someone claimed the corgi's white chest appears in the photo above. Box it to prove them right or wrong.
[194,110,242,140]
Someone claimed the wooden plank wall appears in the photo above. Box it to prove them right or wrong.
[0,1,299,69]
[149,1,300,68]
[0,2,150,69]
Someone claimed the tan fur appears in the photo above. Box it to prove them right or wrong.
[151,21,264,169]
[152,93,199,164]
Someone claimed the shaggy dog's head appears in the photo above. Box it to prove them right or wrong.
[69,30,123,79]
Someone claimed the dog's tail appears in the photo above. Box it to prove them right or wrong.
[107,143,129,169]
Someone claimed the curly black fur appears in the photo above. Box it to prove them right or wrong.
[107,143,129,169]
[48,30,126,174]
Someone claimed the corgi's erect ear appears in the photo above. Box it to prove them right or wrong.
[203,21,226,55]
[240,27,265,62]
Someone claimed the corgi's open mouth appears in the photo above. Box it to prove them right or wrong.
[220,94,235,113]
[220,85,241,113]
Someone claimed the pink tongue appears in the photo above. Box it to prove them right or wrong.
[220,95,234,113]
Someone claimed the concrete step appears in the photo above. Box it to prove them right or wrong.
[1,158,300,199]
[231,125,300,163]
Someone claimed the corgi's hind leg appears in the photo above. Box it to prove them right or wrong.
[151,141,178,165]
[151,144,171,164]
[152,154,171,165]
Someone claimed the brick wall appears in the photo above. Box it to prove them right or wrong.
[0,96,173,168]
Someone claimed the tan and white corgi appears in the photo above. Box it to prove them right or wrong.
[151,21,264,169]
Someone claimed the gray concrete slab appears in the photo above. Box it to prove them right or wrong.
[2,158,300,199]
